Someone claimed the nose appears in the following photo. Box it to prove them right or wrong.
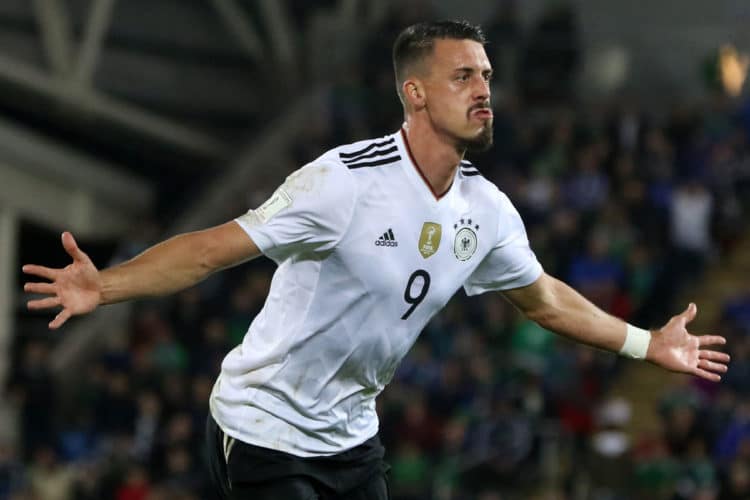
[473,76,490,102]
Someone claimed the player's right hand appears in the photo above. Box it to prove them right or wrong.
[22,231,102,330]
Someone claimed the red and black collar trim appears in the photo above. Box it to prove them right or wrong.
[400,128,452,200]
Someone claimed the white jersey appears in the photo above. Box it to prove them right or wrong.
[210,129,543,457]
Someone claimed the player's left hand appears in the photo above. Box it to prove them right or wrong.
[646,303,730,382]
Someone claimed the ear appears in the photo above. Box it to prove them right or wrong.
[402,78,426,111]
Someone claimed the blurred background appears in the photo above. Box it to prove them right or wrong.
[1,0,749,499]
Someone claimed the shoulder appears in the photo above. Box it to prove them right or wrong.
[318,133,401,171]
[458,160,491,190]
[458,160,523,218]
[458,160,506,205]
[286,133,400,210]
[459,159,482,179]
[282,160,356,210]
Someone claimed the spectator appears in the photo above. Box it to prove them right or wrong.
[115,464,150,500]
[28,447,75,500]
[567,231,623,312]
[11,341,56,461]
[0,441,26,498]
[670,178,714,280]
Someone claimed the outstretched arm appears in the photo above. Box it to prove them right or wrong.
[23,221,260,329]
[502,273,730,382]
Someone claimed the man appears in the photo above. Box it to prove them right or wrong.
[23,21,729,500]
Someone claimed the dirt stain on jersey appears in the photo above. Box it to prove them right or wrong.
[283,164,330,194]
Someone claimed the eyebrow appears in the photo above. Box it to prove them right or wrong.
[454,66,493,74]
[453,67,494,77]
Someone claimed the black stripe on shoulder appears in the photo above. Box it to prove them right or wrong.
[341,145,398,164]
[339,137,396,159]
[347,155,401,169]
[461,169,482,177]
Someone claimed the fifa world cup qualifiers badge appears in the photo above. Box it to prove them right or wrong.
[453,218,478,261]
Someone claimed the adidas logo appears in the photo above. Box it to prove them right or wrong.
[375,228,398,247]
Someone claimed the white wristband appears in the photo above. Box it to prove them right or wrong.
[619,324,652,359]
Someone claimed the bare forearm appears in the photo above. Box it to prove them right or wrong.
[534,279,627,351]
[99,221,259,305]
[506,274,628,353]
[22,222,258,330]
[505,273,729,380]
[99,232,214,304]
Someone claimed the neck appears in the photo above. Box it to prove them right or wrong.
[402,118,464,198]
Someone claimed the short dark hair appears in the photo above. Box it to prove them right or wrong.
[392,20,486,102]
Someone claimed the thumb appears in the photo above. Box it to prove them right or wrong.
[61,232,88,262]
[681,302,698,326]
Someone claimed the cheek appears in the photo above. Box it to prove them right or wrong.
[429,91,467,123]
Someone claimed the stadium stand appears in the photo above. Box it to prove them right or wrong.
[3,1,750,499]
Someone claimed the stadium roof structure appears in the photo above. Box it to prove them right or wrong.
[1,0,391,384]
[0,0,295,219]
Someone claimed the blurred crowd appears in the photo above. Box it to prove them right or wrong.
[5,2,750,500]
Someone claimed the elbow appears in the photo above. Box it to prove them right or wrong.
[178,232,220,278]
[198,239,223,275]
[525,306,559,329]
[523,277,563,328]
[189,221,256,277]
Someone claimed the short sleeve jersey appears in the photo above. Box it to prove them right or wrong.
[210,129,543,457]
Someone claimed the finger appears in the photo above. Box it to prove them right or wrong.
[693,367,721,382]
[27,297,61,310]
[681,303,698,326]
[697,359,728,373]
[61,232,90,263]
[21,264,59,281]
[697,335,726,347]
[24,282,56,294]
[49,309,72,330]
[700,350,731,363]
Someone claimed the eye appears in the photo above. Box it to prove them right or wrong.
[456,73,470,82]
